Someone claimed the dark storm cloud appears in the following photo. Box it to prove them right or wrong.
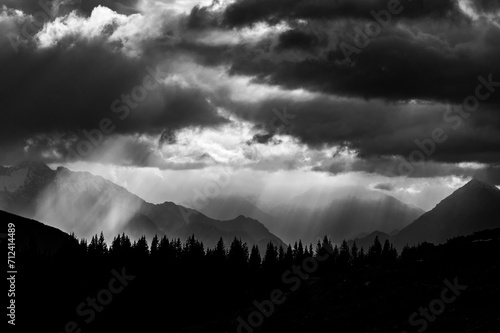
[197,0,500,180]
[226,23,500,105]
[373,182,395,191]
[0,0,139,17]
[0,39,228,164]
[144,3,500,107]
[218,93,500,167]
[312,154,500,184]
[1,0,500,181]
[172,3,500,108]
[157,2,500,110]
[158,128,178,146]
[186,4,221,30]
[275,29,328,52]
[247,133,282,145]
[223,0,460,27]
[470,0,500,14]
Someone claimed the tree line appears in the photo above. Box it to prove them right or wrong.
[50,232,404,274]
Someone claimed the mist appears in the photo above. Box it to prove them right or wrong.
[35,167,143,240]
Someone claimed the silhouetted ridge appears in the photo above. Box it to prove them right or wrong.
[393,179,500,247]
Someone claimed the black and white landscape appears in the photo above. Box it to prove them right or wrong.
[2,0,500,332]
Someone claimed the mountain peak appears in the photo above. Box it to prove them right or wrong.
[466,178,497,187]
[455,178,500,195]
[0,161,53,194]
[394,177,500,247]
[56,166,70,173]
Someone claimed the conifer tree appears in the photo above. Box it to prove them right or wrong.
[249,245,262,270]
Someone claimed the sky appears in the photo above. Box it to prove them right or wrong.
[1,0,500,211]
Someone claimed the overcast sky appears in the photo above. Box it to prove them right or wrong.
[1,0,500,210]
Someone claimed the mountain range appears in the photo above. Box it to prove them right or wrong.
[2,161,500,251]
[349,179,500,250]
[199,188,425,245]
[268,188,425,244]
[0,161,284,251]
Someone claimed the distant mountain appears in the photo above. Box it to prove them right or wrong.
[0,162,285,250]
[393,179,500,247]
[0,161,55,217]
[348,230,391,251]
[184,189,424,245]
[266,187,424,244]
[349,231,370,240]
[194,195,276,230]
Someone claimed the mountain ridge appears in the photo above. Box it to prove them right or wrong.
[350,179,500,249]
[267,188,425,244]
[393,178,500,247]
[0,162,285,251]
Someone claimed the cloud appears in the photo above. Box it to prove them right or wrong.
[221,92,500,165]
[465,0,500,16]
[1,0,500,186]
[0,0,139,17]
[222,0,461,27]
[0,36,230,165]
[275,29,328,52]
[186,3,222,30]
[373,182,395,191]
[34,5,177,57]
[247,133,282,145]
[159,128,178,146]
[311,152,500,184]
[223,22,500,105]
